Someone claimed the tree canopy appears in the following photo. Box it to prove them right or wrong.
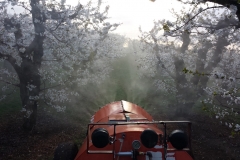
[144,0,240,131]
[0,0,121,131]
[0,0,239,133]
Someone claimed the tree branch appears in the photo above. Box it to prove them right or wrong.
[206,0,240,21]
[0,79,20,87]
[44,4,83,21]
[171,6,225,33]
[0,52,21,74]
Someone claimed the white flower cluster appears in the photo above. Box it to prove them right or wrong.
[19,48,26,53]
[29,96,39,100]
[214,72,226,79]
[235,124,240,132]
[229,5,238,14]
[234,97,240,104]
[137,0,240,132]
[223,122,240,132]
[25,110,33,118]
[45,89,70,103]
[26,84,36,91]
[52,105,66,112]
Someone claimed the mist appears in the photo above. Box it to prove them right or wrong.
[1,0,240,159]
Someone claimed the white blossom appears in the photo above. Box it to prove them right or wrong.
[19,48,25,53]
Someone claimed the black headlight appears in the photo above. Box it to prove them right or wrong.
[169,130,188,150]
[140,129,158,148]
[91,128,109,148]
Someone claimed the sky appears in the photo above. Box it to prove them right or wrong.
[66,0,184,39]
[8,0,219,39]
[9,0,184,39]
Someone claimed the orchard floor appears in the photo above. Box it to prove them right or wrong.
[0,108,240,160]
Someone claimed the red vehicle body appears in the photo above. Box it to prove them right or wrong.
[54,100,194,160]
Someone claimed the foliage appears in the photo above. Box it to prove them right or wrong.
[0,0,120,130]
[1,0,240,134]
[142,0,240,131]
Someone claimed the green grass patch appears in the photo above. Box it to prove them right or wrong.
[0,90,21,117]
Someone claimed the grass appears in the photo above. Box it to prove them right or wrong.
[0,90,21,117]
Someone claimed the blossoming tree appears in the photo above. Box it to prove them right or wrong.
[0,0,119,131]
[142,0,240,131]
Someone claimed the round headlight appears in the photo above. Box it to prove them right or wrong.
[91,128,109,148]
[169,130,188,150]
[140,129,158,148]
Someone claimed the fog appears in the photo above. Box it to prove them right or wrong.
[1,0,240,159]
[0,0,239,128]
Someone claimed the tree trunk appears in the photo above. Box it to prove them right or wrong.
[22,101,38,131]
[20,57,41,131]
[19,0,45,131]
[174,31,192,114]
[173,25,229,115]
[2,0,82,132]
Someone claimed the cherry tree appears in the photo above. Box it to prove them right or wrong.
[0,0,119,131]
[141,1,240,131]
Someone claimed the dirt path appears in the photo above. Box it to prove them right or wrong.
[0,109,239,160]
[176,115,240,160]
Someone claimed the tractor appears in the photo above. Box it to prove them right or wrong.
[53,100,194,160]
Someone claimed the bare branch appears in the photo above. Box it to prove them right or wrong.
[171,6,225,33]
[45,4,83,21]
[0,79,20,87]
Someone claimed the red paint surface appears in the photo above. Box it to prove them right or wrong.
[75,101,193,160]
